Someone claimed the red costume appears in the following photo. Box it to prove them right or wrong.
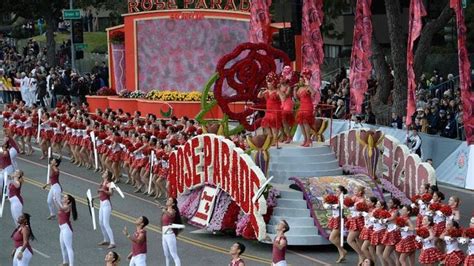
[295,88,315,125]
[261,90,282,129]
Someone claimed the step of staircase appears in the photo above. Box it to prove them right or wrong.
[266,225,317,235]
[269,160,340,171]
[276,198,308,209]
[272,207,310,217]
[269,215,316,227]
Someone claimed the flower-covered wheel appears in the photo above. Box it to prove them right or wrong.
[214,42,291,130]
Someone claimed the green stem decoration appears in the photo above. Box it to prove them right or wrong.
[195,73,219,126]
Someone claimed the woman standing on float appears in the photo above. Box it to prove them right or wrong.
[96,170,116,249]
[11,213,35,266]
[279,66,296,143]
[272,219,289,266]
[258,72,283,146]
[43,158,63,220]
[8,170,25,226]
[295,69,316,147]
[161,197,182,266]
[53,194,78,266]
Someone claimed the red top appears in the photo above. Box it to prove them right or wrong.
[99,181,111,201]
[58,209,73,231]
[265,91,282,112]
[272,235,287,263]
[229,258,245,266]
[161,212,175,226]
[297,89,314,112]
[131,229,147,256]
[8,182,23,204]
[50,169,60,185]
[0,151,12,169]
[11,226,33,253]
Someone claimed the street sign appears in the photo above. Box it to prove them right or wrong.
[74,43,88,50]
[63,9,81,20]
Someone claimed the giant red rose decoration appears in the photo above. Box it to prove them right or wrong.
[214,42,291,130]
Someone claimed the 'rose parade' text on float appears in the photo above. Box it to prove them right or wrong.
[168,134,268,240]
[127,0,251,13]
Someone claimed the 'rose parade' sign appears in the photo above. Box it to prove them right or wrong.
[128,0,251,13]
[168,134,268,240]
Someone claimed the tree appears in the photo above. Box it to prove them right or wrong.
[0,0,121,67]
[370,0,453,122]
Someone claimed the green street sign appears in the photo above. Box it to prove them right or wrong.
[63,9,81,20]
[74,43,88,50]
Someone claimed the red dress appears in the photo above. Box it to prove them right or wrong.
[281,89,294,126]
[419,237,444,264]
[261,91,282,129]
[296,89,315,125]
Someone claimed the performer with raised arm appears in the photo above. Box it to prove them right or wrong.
[123,216,149,266]
[258,72,283,146]
[295,69,316,147]
[11,213,35,266]
[105,251,121,266]
[53,194,78,266]
[43,158,62,220]
[95,170,116,249]
[229,242,246,266]
[272,219,289,266]
[8,170,24,226]
[161,197,182,266]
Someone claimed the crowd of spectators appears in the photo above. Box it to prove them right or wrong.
[0,37,109,109]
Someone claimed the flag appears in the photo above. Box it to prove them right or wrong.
[249,0,272,44]
[349,0,373,114]
[302,0,324,105]
[406,0,426,127]
[451,0,474,144]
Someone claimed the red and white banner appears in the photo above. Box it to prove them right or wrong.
[302,0,324,105]
[406,0,426,127]
[168,134,268,240]
[190,185,220,227]
[450,0,473,144]
[249,0,272,44]
[349,0,373,114]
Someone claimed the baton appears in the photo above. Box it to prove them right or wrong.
[148,150,155,194]
[86,189,97,230]
[110,182,125,198]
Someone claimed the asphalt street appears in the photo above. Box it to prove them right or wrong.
[0,135,473,265]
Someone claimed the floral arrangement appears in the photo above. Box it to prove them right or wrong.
[396,217,408,227]
[324,194,338,205]
[440,204,453,216]
[110,31,125,44]
[96,87,116,96]
[206,192,232,231]
[379,178,411,205]
[343,197,355,207]
[129,90,146,99]
[118,90,131,98]
[464,227,474,238]
[417,227,430,238]
[177,188,203,219]
[146,90,215,102]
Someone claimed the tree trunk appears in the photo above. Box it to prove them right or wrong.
[413,4,454,79]
[45,15,56,67]
[384,0,408,116]
[370,35,392,125]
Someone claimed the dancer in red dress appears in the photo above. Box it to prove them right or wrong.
[272,220,289,266]
[258,72,283,146]
[360,197,377,263]
[440,220,465,266]
[381,198,401,265]
[279,66,296,143]
[418,216,444,266]
[295,69,316,147]
[396,205,417,266]
[345,186,366,265]
[325,185,348,263]
[229,242,245,266]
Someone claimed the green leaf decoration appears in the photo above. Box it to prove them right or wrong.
[195,73,219,125]
[160,106,173,118]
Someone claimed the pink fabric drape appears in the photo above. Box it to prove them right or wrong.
[451,0,474,144]
[302,0,324,106]
[406,0,426,127]
[349,0,373,114]
[249,0,272,44]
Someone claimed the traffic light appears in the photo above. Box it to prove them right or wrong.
[72,20,84,44]
[75,50,84,60]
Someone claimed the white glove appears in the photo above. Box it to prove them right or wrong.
[369,217,376,222]
[444,236,452,241]
[382,218,388,224]
[401,226,409,232]
[362,212,368,217]
[426,211,433,216]
[435,210,443,217]
[458,237,468,244]
[415,236,423,242]
[417,199,423,205]
[410,203,417,208]
[323,203,330,209]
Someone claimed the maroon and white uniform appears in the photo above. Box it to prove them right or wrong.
[129,228,147,265]
[58,209,74,266]
[272,235,287,266]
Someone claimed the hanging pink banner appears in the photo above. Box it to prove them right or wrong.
[406,0,426,127]
[451,0,474,144]
[302,0,324,105]
[249,0,272,44]
[349,0,373,114]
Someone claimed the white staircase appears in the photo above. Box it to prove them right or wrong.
[265,143,342,246]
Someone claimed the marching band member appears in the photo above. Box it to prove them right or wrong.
[395,205,417,266]
[161,197,182,266]
[123,216,149,266]
[325,185,348,263]
[417,216,444,266]
[43,158,63,220]
[53,194,78,266]
[440,220,465,266]
[272,220,289,266]
[95,170,116,249]
[8,170,24,226]
[11,213,35,266]
[381,198,401,266]
[229,242,246,266]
